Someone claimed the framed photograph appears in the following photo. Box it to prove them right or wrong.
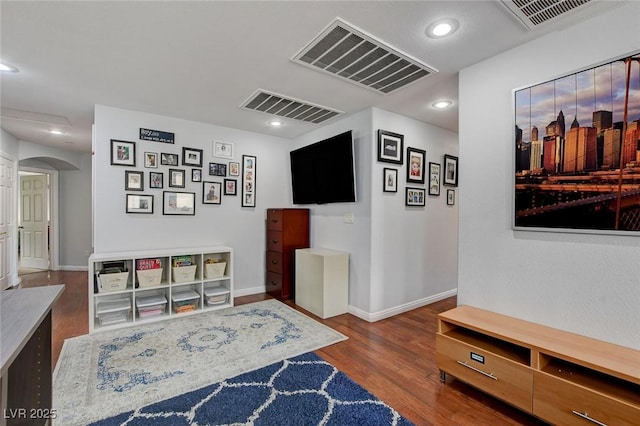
[168,169,185,188]
[125,170,144,191]
[192,169,202,182]
[209,162,227,177]
[160,153,179,166]
[447,189,455,206]
[182,147,203,167]
[242,154,256,207]
[203,181,222,204]
[377,130,404,164]
[407,147,426,184]
[126,194,154,214]
[149,172,163,189]
[213,141,234,159]
[224,179,237,195]
[163,191,195,215]
[514,53,640,234]
[229,161,240,176]
[144,152,158,168]
[405,187,425,207]
[383,168,397,193]
[443,154,458,187]
[110,139,136,166]
[428,162,441,196]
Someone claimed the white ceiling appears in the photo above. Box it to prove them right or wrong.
[0,0,614,153]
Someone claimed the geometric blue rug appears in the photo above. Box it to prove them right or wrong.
[89,352,414,426]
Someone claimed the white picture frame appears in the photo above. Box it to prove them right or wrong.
[213,141,234,159]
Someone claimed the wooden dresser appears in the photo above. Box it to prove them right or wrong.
[437,305,640,425]
[265,208,310,300]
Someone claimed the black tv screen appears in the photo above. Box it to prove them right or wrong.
[290,130,356,204]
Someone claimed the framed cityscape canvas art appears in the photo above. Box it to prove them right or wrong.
[513,52,640,234]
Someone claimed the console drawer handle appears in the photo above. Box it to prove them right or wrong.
[572,411,607,426]
[271,219,278,223]
[271,260,278,265]
[456,361,497,380]
[271,239,278,244]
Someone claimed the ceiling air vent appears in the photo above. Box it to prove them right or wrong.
[292,18,437,94]
[501,0,594,30]
[241,89,343,124]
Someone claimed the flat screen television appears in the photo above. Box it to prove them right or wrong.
[290,130,356,204]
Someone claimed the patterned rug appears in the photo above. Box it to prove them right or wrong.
[53,300,347,425]
[90,352,413,426]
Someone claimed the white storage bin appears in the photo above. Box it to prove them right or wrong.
[97,271,129,292]
[136,294,167,318]
[137,268,163,287]
[204,286,229,306]
[204,262,226,279]
[171,289,199,314]
[96,298,131,325]
[172,265,197,283]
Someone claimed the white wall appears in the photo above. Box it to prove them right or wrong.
[458,2,640,350]
[292,108,459,318]
[1,129,19,158]
[370,108,458,317]
[93,105,292,293]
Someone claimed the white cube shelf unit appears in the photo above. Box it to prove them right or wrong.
[88,246,233,332]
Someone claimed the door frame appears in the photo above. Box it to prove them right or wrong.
[1,153,19,288]
[18,166,59,271]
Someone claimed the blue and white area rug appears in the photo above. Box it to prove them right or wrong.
[90,352,413,426]
[53,300,347,425]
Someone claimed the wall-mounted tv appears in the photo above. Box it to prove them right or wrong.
[290,130,356,204]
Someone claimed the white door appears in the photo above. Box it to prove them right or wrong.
[0,155,17,289]
[20,174,49,270]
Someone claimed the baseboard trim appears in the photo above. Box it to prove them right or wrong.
[234,285,266,298]
[58,265,89,272]
[347,288,458,322]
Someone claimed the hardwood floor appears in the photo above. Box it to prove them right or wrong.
[18,271,547,425]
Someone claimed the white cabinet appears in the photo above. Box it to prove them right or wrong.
[88,246,233,332]
[295,248,348,319]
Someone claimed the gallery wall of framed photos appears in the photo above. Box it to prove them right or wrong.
[111,129,257,217]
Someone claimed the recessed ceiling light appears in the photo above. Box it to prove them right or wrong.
[0,62,19,73]
[49,129,63,135]
[432,100,453,110]
[425,18,460,39]
[268,120,283,128]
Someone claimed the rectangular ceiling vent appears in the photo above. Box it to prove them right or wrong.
[292,18,437,94]
[501,0,594,30]
[241,89,343,124]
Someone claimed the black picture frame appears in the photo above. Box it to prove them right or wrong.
[125,170,144,191]
[443,154,459,187]
[149,172,163,189]
[241,155,256,207]
[383,168,397,193]
[192,169,202,182]
[377,130,404,164]
[182,147,203,167]
[160,153,179,166]
[202,181,222,204]
[168,169,185,188]
[163,191,195,215]
[144,152,158,168]
[110,139,136,166]
[447,189,455,206]
[405,187,425,207]
[224,179,237,195]
[209,162,227,177]
[126,194,153,214]
[406,147,426,184]
[428,162,441,196]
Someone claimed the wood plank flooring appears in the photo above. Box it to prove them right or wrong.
[17,271,546,425]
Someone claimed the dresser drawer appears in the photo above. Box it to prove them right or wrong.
[266,230,283,252]
[266,251,283,273]
[533,371,640,426]
[437,334,533,412]
[266,271,282,294]
[266,209,283,231]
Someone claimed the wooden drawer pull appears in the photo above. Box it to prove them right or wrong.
[572,411,607,426]
[456,360,497,380]
[270,219,278,223]
[270,281,277,286]
[271,239,278,244]
[271,260,279,265]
